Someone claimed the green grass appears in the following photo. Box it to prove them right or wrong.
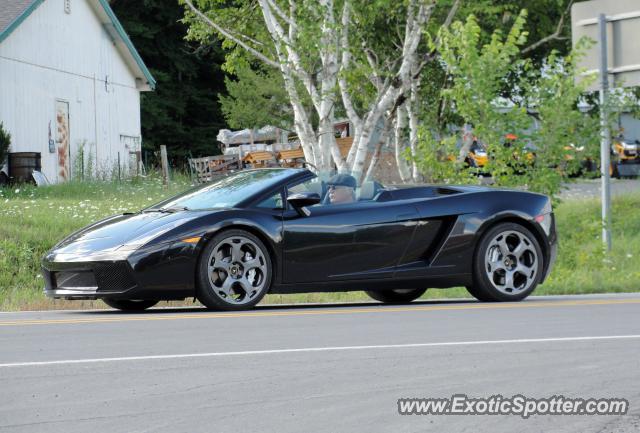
[541,193,640,294]
[0,175,638,310]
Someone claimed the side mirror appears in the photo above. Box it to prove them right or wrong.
[287,192,320,217]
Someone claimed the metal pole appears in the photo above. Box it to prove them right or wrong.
[598,13,612,252]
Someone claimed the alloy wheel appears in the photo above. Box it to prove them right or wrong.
[207,236,268,305]
[484,230,538,295]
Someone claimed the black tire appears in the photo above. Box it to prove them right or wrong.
[365,288,427,303]
[467,222,544,302]
[102,299,158,311]
[464,285,494,302]
[197,229,272,311]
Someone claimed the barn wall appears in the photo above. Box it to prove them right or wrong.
[0,0,142,182]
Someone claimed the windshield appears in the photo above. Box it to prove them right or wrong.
[148,169,295,211]
[287,171,388,205]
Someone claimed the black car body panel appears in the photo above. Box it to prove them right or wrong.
[41,168,557,301]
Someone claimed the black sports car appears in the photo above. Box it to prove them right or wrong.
[42,168,557,311]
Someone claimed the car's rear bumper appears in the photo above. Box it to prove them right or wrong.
[542,234,558,283]
[540,212,558,283]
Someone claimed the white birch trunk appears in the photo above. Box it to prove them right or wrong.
[395,105,412,183]
[364,114,392,181]
[364,142,383,182]
[345,0,434,182]
[318,0,346,173]
[407,79,421,182]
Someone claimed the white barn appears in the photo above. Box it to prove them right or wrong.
[0,0,155,182]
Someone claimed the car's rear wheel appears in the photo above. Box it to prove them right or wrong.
[365,288,427,303]
[197,229,272,310]
[467,222,543,302]
[102,299,158,311]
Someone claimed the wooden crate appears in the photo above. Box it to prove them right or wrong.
[188,154,240,183]
[277,148,305,167]
[242,151,277,168]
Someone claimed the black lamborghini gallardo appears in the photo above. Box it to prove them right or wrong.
[42,168,557,311]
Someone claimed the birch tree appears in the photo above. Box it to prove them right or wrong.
[337,0,461,182]
[182,0,345,172]
[338,0,437,181]
[182,0,446,180]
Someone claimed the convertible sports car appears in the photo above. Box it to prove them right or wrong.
[42,168,557,311]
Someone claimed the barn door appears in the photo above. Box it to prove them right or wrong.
[55,101,70,181]
[120,135,142,176]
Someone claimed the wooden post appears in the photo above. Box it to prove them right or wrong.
[136,150,142,176]
[160,145,170,187]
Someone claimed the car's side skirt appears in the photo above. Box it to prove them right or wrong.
[270,273,473,294]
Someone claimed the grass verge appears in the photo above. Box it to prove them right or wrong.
[0,176,638,311]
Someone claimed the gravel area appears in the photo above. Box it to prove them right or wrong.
[559,178,640,200]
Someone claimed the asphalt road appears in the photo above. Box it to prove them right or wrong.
[559,178,640,200]
[1,293,639,433]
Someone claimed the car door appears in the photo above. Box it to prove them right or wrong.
[281,179,420,283]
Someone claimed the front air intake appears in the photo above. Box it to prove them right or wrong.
[94,262,137,291]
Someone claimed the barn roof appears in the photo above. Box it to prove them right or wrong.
[0,0,34,36]
[0,0,156,90]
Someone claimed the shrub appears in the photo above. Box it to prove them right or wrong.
[0,122,10,166]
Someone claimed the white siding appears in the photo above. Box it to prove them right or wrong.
[0,0,143,182]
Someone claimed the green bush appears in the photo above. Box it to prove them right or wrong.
[0,121,10,166]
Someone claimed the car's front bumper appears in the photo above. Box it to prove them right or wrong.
[41,259,138,300]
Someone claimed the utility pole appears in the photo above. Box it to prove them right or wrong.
[598,13,612,252]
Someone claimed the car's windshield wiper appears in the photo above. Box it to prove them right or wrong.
[142,206,190,214]
[164,206,190,212]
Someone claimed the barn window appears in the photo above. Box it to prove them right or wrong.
[64,0,71,14]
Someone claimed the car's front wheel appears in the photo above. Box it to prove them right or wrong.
[365,288,427,303]
[102,299,158,311]
[467,222,543,302]
[197,229,272,310]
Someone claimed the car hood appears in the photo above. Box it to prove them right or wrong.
[51,210,208,256]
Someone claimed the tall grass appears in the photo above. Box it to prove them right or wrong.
[0,172,193,310]
[542,193,640,294]
[0,175,638,311]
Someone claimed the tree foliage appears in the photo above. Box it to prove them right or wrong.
[220,64,297,130]
[181,0,440,176]
[214,0,576,134]
[111,0,227,161]
[178,0,600,195]
[412,11,599,198]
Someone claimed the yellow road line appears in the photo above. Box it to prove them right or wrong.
[0,298,639,327]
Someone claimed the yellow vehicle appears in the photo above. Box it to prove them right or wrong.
[610,137,640,178]
[466,140,488,168]
[444,137,488,169]
[452,134,526,171]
